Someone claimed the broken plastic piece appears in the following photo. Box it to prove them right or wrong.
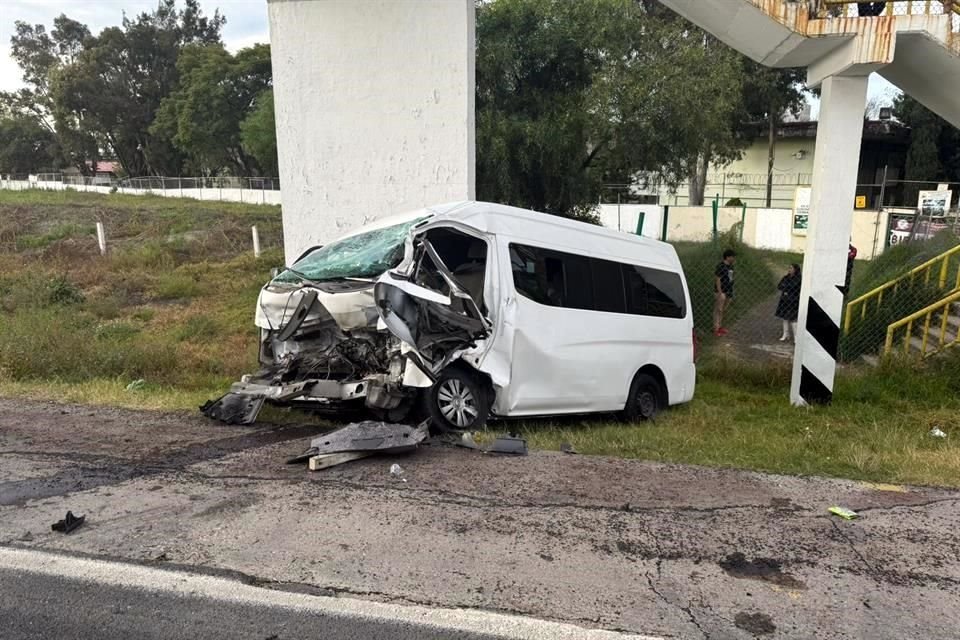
[828,506,858,520]
[930,427,947,438]
[51,511,85,534]
[488,435,528,455]
[200,393,266,425]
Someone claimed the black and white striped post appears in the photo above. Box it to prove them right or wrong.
[790,74,870,406]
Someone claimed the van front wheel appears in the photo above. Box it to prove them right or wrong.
[426,366,489,431]
[623,373,664,422]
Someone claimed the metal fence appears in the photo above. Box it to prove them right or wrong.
[602,174,960,211]
[817,0,960,31]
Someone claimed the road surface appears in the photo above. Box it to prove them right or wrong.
[1,399,959,638]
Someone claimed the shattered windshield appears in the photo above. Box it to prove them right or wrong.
[273,218,427,283]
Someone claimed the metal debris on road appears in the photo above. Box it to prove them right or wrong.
[828,506,859,520]
[488,435,528,455]
[288,420,430,472]
[51,511,85,534]
[930,427,947,439]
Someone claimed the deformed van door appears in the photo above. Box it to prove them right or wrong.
[374,233,491,371]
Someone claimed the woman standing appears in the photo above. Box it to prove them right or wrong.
[775,264,802,342]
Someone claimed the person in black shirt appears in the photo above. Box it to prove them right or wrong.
[713,249,736,336]
[775,263,802,342]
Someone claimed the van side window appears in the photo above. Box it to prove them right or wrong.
[591,258,626,313]
[623,264,686,319]
[509,243,686,319]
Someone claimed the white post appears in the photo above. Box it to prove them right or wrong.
[790,75,870,406]
[96,221,107,256]
[251,225,262,258]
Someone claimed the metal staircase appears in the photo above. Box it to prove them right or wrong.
[844,243,960,358]
[885,290,960,357]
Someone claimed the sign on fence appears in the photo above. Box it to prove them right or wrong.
[793,187,811,236]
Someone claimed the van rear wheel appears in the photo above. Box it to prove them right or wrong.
[623,373,664,422]
[426,366,489,431]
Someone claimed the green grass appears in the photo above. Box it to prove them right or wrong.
[520,351,960,487]
[3,190,960,486]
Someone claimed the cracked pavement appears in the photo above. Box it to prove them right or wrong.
[1,398,959,638]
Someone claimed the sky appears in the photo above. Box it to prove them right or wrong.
[0,0,270,92]
[0,0,901,114]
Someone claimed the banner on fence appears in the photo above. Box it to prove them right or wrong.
[793,187,811,236]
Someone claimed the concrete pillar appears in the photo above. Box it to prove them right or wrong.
[268,0,476,263]
[790,74,870,406]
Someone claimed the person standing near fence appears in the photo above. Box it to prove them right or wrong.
[842,243,858,295]
[713,249,736,337]
[775,264,802,342]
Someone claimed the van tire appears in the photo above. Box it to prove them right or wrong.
[425,365,490,431]
[622,373,664,422]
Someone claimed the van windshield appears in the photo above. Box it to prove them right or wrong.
[273,218,426,283]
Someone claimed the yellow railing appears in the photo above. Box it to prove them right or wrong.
[884,289,960,356]
[844,243,960,335]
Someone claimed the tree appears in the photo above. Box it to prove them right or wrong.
[740,63,806,207]
[0,115,61,174]
[476,0,749,217]
[241,90,279,177]
[49,0,225,177]
[152,43,272,176]
[3,15,94,173]
[895,95,960,205]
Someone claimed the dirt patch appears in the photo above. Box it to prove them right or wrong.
[719,552,807,590]
[734,611,776,635]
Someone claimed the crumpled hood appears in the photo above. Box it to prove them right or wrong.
[255,284,380,333]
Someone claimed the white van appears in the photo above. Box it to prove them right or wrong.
[202,201,696,429]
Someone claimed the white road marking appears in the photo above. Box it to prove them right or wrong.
[0,546,660,640]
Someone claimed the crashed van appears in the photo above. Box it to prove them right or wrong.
[202,201,696,430]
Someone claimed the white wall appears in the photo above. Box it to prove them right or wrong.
[0,179,283,206]
[597,204,663,238]
[268,0,476,264]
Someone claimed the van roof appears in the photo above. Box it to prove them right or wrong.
[423,201,679,268]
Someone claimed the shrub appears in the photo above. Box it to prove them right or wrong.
[46,275,85,306]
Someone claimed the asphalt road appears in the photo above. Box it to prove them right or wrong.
[1,399,959,638]
[0,548,644,640]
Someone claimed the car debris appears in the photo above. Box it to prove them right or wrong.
[487,434,528,455]
[828,506,859,520]
[287,420,429,471]
[51,511,85,534]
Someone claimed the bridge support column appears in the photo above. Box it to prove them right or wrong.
[790,74,870,406]
[267,0,476,263]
